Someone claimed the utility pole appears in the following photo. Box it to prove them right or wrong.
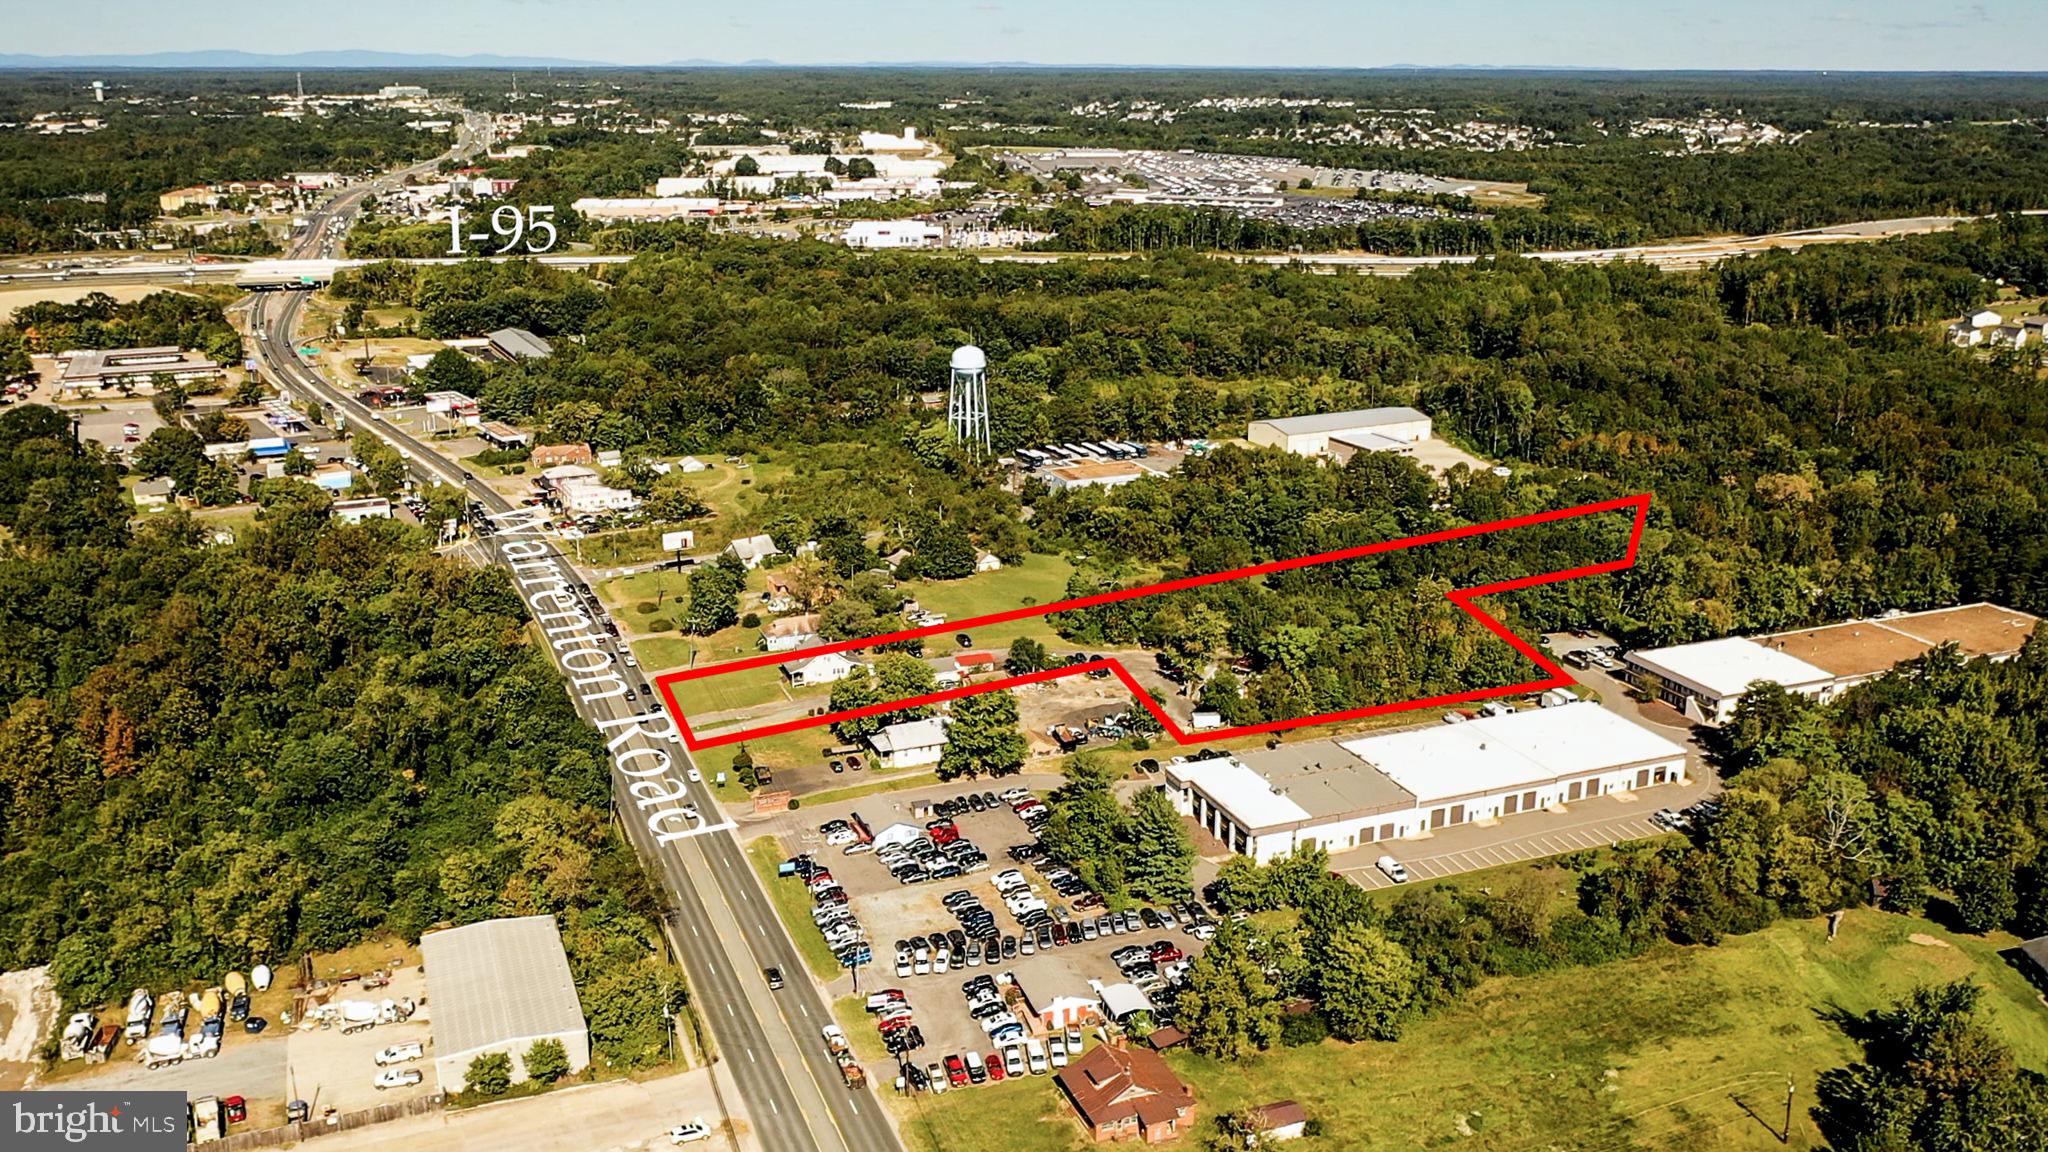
[1781,1076,1794,1144]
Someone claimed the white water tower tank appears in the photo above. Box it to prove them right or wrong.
[950,345,986,373]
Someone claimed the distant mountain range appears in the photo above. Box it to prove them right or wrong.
[0,50,631,69]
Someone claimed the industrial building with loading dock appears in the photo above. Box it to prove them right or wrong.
[1164,703,1688,863]
[1622,603,2039,725]
[1246,406,1433,460]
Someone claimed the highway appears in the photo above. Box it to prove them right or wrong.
[9,209,2048,291]
[246,121,903,1152]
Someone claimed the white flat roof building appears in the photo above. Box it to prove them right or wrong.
[1246,407,1432,459]
[1624,603,2039,724]
[1166,703,1687,863]
[419,916,589,1093]
[843,219,945,249]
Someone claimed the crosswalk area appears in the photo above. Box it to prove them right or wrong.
[1339,813,1670,890]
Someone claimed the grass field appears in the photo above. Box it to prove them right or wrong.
[891,900,2048,1152]
[744,836,843,981]
[908,554,1077,646]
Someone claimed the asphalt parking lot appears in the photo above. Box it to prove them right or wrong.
[786,793,1210,1072]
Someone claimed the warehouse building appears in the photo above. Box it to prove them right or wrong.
[419,916,590,1093]
[1246,407,1432,459]
[1164,703,1687,863]
[1623,603,2039,725]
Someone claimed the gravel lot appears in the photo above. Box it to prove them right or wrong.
[288,965,438,1116]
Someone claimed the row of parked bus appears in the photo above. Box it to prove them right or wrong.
[1013,440,1149,468]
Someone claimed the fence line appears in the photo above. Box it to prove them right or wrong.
[198,1092,445,1152]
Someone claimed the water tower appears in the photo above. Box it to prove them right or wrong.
[947,344,990,456]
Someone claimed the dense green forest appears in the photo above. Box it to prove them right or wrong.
[328,215,2048,656]
[0,406,683,1068]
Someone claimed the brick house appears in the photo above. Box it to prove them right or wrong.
[1055,1040,1195,1144]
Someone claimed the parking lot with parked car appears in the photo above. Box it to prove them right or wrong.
[770,785,1215,1083]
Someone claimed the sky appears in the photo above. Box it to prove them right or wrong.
[9,0,2046,71]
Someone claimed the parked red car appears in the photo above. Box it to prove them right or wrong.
[985,1052,1006,1081]
[1148,941,1184,964]
[944,1054,969,1086]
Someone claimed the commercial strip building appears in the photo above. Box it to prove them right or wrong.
[1164,703,1688,863]
[1623,603,2039,725]
[418,915,590,1092]
[56,346,222,396]
[1246,407,1433,460]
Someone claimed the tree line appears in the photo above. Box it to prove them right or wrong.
[0,405,685,1071]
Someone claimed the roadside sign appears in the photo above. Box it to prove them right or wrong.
[298,347,318,357]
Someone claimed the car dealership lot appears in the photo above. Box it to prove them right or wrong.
[768,787,1212,1087]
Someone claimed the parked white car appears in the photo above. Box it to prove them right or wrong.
[374,1042,424,1066]
[669,1119,712,1145]
[374,1068,423,1090]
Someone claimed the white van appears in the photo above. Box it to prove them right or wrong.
[963,1050,986,1082]
[1376,855,1409,883]
[1025,1038,1049,1075]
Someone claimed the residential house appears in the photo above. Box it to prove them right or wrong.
[133,478,175,509]
[761,613,822,654]
[883,547,914,571]
[678,456,709,473]
[727,534,780,570]
[955,651,998,679]
[762,572,797,612]
[1988,324,2031,349]
[868,717,950,769]
[1948,308,2007,347]
[975,552,1004,573]
[781,650,862,688]
[1054,1041,1196,1145]
[531,443,594,468]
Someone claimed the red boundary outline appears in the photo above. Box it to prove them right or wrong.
[655,493,1652,752]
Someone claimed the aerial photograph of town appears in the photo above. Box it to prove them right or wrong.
[0,2,2045,1150]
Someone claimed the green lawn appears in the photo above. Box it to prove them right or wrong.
[895,907,2048,1152]
[744,836,842,981]
[907,554,1077,649]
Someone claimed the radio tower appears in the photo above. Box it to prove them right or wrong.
[947,345,990,456]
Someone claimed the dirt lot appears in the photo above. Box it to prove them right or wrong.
[289,962,436,1117]
[0,966,58,1090]
[782,795,1208,1066]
